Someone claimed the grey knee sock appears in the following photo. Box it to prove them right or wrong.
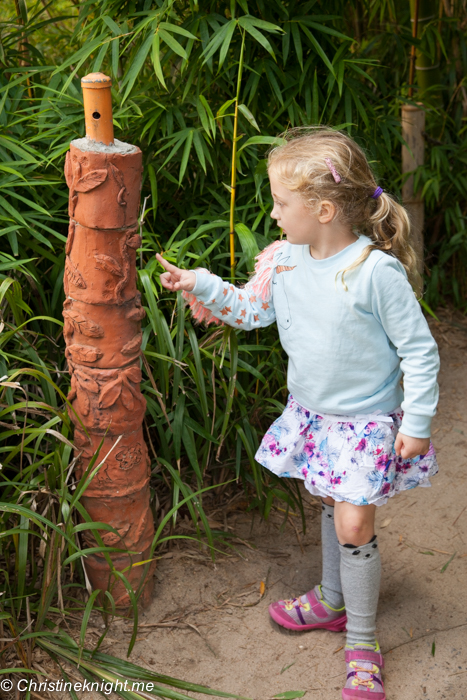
[339,536,381,647]
[320,503,344,609]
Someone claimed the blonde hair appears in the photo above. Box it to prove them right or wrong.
[268,127,422,297]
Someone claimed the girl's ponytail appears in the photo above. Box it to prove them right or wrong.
[268,127,422,297]
[366,192,422,297]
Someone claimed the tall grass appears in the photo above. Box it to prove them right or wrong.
[0,273,255,694]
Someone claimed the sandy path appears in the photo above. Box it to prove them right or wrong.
[75,314,467,700]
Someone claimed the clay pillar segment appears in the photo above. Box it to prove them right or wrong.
[63,72,155,609]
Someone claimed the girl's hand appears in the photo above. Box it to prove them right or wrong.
[156,253,196,292]
[394,432,430,460]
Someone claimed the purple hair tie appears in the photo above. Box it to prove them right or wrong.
[371,186,383,199]
[325,158,341,184]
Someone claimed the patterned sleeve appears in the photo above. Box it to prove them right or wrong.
[182,240,285,330]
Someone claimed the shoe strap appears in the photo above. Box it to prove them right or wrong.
[345,649,383,666]
[347,668,384,688]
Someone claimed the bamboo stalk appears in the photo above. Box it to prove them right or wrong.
[402,105,425,274]
[410,0,441,96]
[404,0,441,274]
[409,0,420,98]
[14,0,33,99]
[229,30,245,281]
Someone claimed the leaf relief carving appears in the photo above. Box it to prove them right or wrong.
[126,304,146,321]
[74,369,100,394]
[109,162,124,187]
[64,152,73,189]
[69,344,103,364]
[116,444,142,470]
[94,254,124,277]
[120,382,135,411]
[74,169,108,193]
[73,430,90,448]
[65,221,75,256]
[117,187,127,206]
[115,232,132,304]
[124,366,142,384]
[66,257,87,289]
[63,309,104,338]
[98,377,122,409]
[70,194,78,216]
[67,375,77,403]
[121,333,142,356]
[78,390,90,416]
[127,234,142,250]
[100,525,130,547]
[126,306,146,321]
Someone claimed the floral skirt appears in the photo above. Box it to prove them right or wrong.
[255,395,438,507]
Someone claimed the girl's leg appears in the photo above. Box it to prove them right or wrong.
[320,496,344,609]
[268,495,346,631]
[335,503,386,699]
[334,501,380,647]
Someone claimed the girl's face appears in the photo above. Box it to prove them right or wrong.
[269,172,321,245]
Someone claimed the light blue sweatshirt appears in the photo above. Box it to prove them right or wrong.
[189,235,439,438]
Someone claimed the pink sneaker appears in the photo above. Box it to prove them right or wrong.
[269,585,346,632]
[342,643,385,699]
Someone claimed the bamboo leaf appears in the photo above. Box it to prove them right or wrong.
[290,22,303,69]
[111,36,120,77]
[159,28,188,60]
[296,18,352,41]
[179,129,193,183]
[238,103,260,131]
[152,33,167,89]
[52,35,105,75]
[301,25,335,76]
[192,130,206,173]
[235,222,259,272]
[239,19,276,59]
[237,135,286,155]
[218,19,237,70]
[122,31,154,101]
[202,20,236,65]
[158,22,198,40]
[238,15,282,33]
[102,16,121,35]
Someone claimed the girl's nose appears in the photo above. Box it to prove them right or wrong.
[270,206,279,221]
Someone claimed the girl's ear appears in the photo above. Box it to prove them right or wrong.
[318,200,336,224]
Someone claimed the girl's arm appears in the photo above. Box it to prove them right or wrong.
[371,256,440,447]
[156,253,276,330]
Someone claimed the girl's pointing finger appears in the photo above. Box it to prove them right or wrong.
[156,253,177,273]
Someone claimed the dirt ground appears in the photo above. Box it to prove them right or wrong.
[66,310,467,700]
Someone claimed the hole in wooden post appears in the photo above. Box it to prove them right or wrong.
[92,111,101,119]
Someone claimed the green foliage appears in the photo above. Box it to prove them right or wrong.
[1,0,467,688]
[0,274,247,692]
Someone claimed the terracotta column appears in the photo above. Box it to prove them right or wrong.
[63,72,155,609]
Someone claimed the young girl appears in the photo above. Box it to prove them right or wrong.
[156,128,439,700]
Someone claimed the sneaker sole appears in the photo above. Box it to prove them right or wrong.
[342,690,386,699]
[269,604,347,632]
